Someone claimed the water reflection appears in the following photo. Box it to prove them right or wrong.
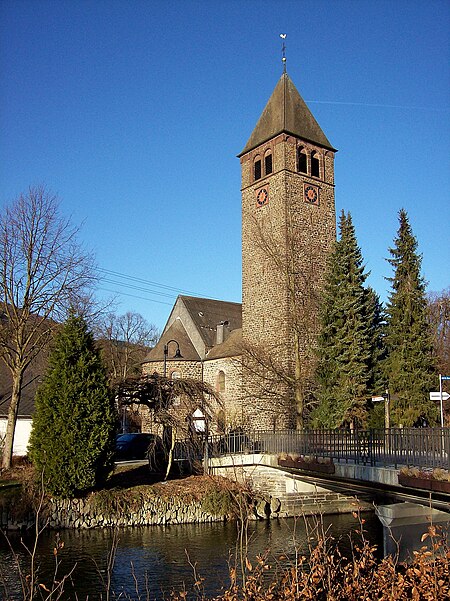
[1,513,383,600]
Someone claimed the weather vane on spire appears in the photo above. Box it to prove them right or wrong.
[280,33,287,72]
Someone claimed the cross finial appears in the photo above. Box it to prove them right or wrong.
[280,34,287,73]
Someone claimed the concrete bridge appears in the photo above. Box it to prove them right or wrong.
[209,452,450,518]
[204,428,450,518]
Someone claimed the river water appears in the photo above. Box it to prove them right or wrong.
[1,512,384,600]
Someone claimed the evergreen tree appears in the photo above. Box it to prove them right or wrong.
[384,209,437,426]
[313,211,384,428]
[29,313,116,497]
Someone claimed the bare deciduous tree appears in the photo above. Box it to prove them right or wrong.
[428,288,450,376]
[0,186,97,469]
[96,311,159,384]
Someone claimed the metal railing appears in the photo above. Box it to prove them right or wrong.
[206,428,450,470]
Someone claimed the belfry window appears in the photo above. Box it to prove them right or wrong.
[311,151,320,177]
[254,159,262,181]
[297,147,307,173]
[264,152,273,175]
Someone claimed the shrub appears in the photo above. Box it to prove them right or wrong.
[28,314,116,498]
[432,468,450,482]
[201,489,235,517]
[399,466,450,481]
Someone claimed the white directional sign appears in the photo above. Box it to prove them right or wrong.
[430,392,450,401]
[372,396,385,402]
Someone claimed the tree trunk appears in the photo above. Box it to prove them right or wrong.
[2,367,24,469]
[294,331,304,430]
[164,427,176,481]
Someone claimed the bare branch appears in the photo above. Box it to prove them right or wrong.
[0,185,98,468]
[96,311,159,384]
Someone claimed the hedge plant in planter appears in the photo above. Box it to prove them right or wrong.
[398,467,450,493]
[278,453,335,474]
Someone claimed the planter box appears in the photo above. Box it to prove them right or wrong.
[398,473,450,493]
[278,458,335,474]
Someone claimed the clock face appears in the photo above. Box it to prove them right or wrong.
[256,187,269,207]
[304,185,319,204]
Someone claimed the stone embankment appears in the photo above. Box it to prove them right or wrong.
[0,476,262,531]
[1,464,371,531]
[46,496,225,529]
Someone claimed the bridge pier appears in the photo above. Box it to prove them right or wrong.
[376,502,450,560]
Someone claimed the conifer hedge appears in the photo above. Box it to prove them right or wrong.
[29,313,117,498]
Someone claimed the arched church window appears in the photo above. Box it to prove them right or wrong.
[264,151,273,175]
[192,408,206,434]
[297,147,307,173]
[254,158,262,181]
[217,370,226,392]
[311,151,320,178]
[171,370,181,406]
[217,409,226,433]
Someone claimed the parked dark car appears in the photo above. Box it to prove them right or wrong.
[115,433,165,464]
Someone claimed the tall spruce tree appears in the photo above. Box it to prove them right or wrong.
[384,209,437,426]
[29,313,116,498]
[313,211,384,428]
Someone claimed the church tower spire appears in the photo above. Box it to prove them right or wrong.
[239,72,335,157]
[240,72,337,429]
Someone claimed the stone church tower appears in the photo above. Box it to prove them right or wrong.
[239,71,337,429]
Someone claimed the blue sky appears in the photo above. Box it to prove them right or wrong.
[1,0,449,331]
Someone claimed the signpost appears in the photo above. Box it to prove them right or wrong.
[435,375,450,428]
[430,392,450,401]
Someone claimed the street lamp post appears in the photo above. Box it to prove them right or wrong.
[163,339,183,377]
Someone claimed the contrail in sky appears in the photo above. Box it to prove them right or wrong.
[306,100,449,111]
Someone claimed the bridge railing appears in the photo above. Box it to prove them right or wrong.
[207,428,450,470]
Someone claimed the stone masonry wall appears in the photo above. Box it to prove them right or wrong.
[203,356,243,432]
[46,496,225,529]
[241,132,336,429]
[0,497,228,531]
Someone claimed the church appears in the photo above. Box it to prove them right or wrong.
[141,68,336,433]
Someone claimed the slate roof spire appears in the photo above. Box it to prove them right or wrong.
[239,72,335,156]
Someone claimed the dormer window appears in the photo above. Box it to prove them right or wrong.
[297,147,307,173]
[254,158,262,181]
[311,151,320,178]
[264,151,273,175]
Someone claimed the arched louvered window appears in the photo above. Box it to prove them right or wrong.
[264,151,273,175]
[311,151,320,178]
[297,147,307,173]
[254,158,262,181]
